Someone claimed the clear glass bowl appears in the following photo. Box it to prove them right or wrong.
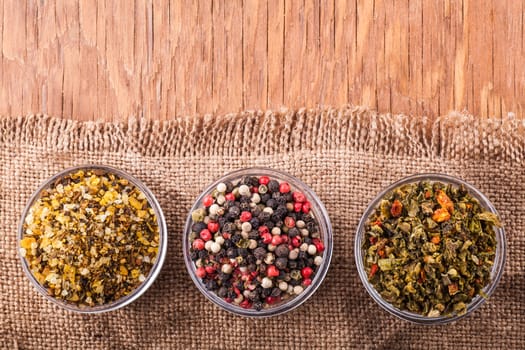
[355,173,506,324]
[17,165,168,313]
[183,167,333,317]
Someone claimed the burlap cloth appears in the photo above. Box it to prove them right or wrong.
[1,107,523,349]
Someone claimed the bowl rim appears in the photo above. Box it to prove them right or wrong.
[182,167,333,317]
[17,164,168,314]
[354,173,507,325]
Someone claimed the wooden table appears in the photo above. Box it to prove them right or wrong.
[1,1,523,122]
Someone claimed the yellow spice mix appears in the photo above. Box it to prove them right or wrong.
[20,169,159,307]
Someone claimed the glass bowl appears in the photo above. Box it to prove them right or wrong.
[355,173,506,324]
[17,165,168,313]
[183,167,333,317]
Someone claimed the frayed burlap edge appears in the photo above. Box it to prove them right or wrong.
[2,107,523,162]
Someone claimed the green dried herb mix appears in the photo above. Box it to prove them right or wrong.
[363,181,500,317]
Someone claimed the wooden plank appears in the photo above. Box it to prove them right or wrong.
[243,0,268,110]
[267,0,285,109]
[0,0,524,121]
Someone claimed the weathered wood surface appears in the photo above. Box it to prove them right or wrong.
[1,1,523,121]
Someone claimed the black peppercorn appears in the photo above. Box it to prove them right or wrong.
[261,288,271,298]
[198,250,209,259]
[288,227,299,237]
[261,193,271,203]
[217,286,228,298]
[275,257,288,270]
[204,279,219,291]
[253,247,266,260]
[275,244,289,258]
[224,181,234,193]
[251,206,262,217]
[226,247,238,258]
[246,254,256,265]
[189,251,199,261]
[192,222,207,233]
[238,248,249,258]
[249,217,260,230]
[266,198,277,209]
[267,180,279,193]
[228,206,240,217]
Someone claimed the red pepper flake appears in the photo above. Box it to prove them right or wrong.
[390,199,403,217]
[369,236,378,245]
[436,190,454,213]
[369,264,379,278]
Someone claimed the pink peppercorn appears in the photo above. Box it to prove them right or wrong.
[251,186,259,193]
[202,195,214,207]
[261,232,272,244]
[291,236,301,248]
[293,191,306,203]
[258,225,269,235]
[207,221,219,233]
[259,176,270,185]
[284,216,295,228]
[240,211,252,222]
[200,229,212,241]
[313,238,325,253]
[301,266,313,279]
[225,193,235,201]
[302,201,311,213]
[205,265,216,275]
[279,182,291,193]
[293,202,303,212]
[303,278,312,286]
[192,239,205,250]
[240,299,252,309]
[271,235,282,246]
[266,265,280,277]
[265,296,281,304]
[196,266,206,278]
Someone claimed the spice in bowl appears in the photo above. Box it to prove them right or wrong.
[356,174,506,324]
[18,166,167,312]
[184,168,333,316]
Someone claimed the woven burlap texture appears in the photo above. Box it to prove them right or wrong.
[1,107,524,349]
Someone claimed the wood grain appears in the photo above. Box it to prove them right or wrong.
[1,0,523,121]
